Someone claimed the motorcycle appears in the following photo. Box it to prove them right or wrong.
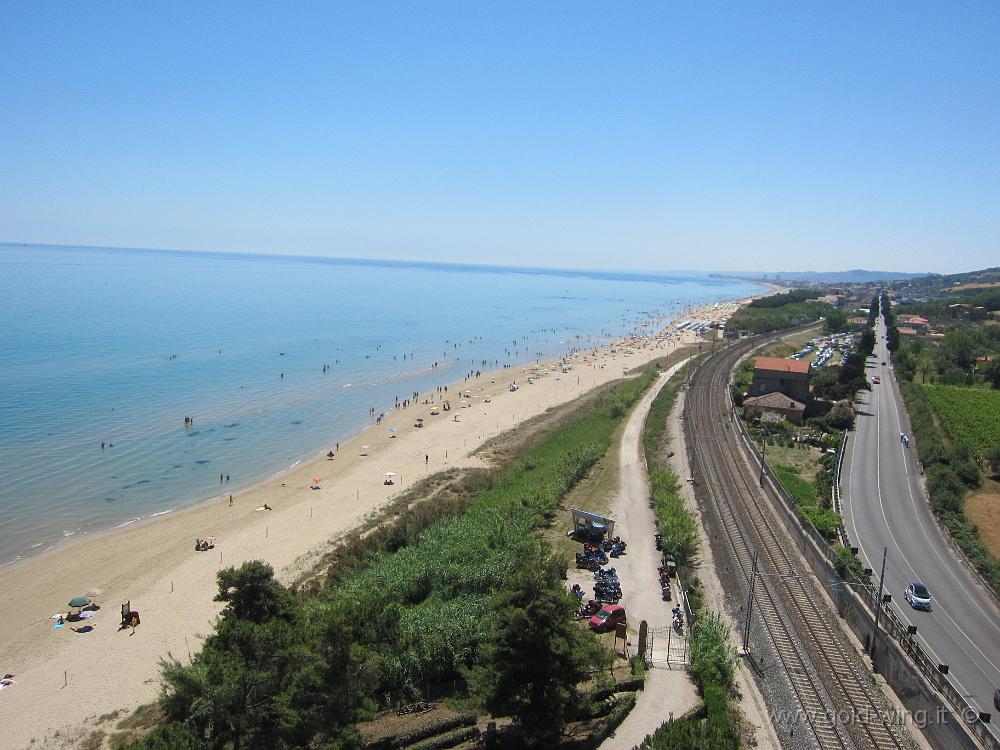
[661,582,672,601]
[671,607,684,634]
[576,599,600,619]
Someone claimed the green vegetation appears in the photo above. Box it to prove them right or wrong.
[772,464,816,506]
[887,293,1000,596]
[771,461,840,541]
[467,541,610,747]
[639,360,742,749]
[642,359,701,566]
[923,385,1000,459]
[650,467,699,565]
[637,612,740,750]
[127,369,660,748]
[727,289,833,334]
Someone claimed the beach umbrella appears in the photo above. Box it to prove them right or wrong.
[312,477,321,484]
[85,588,103,598]
[68,596,91,609]
[385,472,397,477]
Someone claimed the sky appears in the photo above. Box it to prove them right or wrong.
[2,3,998,274]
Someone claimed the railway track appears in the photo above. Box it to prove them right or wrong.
[684,338,912,750]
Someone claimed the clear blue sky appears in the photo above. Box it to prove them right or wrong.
[2,3,998,273]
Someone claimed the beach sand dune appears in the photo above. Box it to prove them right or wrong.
[0,301,746,747]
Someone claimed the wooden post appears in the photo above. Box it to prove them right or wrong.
[266,525,269,539]
[63,670,67,688]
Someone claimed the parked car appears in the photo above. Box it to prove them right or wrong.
[904,582,932,611]
[589,604,626,633]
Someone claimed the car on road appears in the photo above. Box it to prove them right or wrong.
[905,582,932,611]
[995,687,1000,712]
[881,361,886,365]
[589,604,626,632]
[872,375,880,384]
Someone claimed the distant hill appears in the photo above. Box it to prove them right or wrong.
[715,269,931,284]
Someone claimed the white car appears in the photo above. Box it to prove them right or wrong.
[905,582,932,611]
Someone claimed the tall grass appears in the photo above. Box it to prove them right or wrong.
[305,369,658,698]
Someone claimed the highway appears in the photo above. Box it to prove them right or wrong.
[842,316,1000,721]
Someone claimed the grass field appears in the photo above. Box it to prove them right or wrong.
[923,384,1000,457]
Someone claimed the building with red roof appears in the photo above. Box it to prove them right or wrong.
[751,357,811,403]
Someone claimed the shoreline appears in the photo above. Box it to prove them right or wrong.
[0,313,676,571]
[0,296,755,747]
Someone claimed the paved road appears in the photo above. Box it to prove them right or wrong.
[842,317,1000,719]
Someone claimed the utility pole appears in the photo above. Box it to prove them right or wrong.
[758,427,767,487]
[743,550,759,652]
[870,547,887,663]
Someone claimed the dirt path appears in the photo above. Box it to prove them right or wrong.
[599,361,698,750]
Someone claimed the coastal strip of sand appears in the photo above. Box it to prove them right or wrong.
[0,299,749,747]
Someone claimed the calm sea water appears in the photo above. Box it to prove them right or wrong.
[0,244,760,564]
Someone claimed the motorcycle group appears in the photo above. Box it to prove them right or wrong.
[573,535,628,619]
[571,531,685,635]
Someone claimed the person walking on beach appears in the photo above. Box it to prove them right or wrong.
[229,494,233,507]
[220,473,224,483]
[425,454,429,466]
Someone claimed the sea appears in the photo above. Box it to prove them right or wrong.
[0,243,761,565]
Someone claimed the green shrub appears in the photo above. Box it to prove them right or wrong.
[587,693,637,748]
[649,467,698,564]
[409,725,480,750]
[835,545,865,580]
[689,611,737,690]
[798,505,842,541]
[382,713,477,749]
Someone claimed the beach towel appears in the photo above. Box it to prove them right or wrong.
[53,621,64,629]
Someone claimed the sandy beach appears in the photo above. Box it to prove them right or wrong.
[0,299,747,747]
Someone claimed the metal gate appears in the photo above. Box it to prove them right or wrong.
[645,623,689,666]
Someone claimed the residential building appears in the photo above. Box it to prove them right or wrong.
[750,356,811,403]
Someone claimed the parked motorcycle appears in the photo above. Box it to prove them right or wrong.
[671,607,684,634]
[576,599,600,619]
